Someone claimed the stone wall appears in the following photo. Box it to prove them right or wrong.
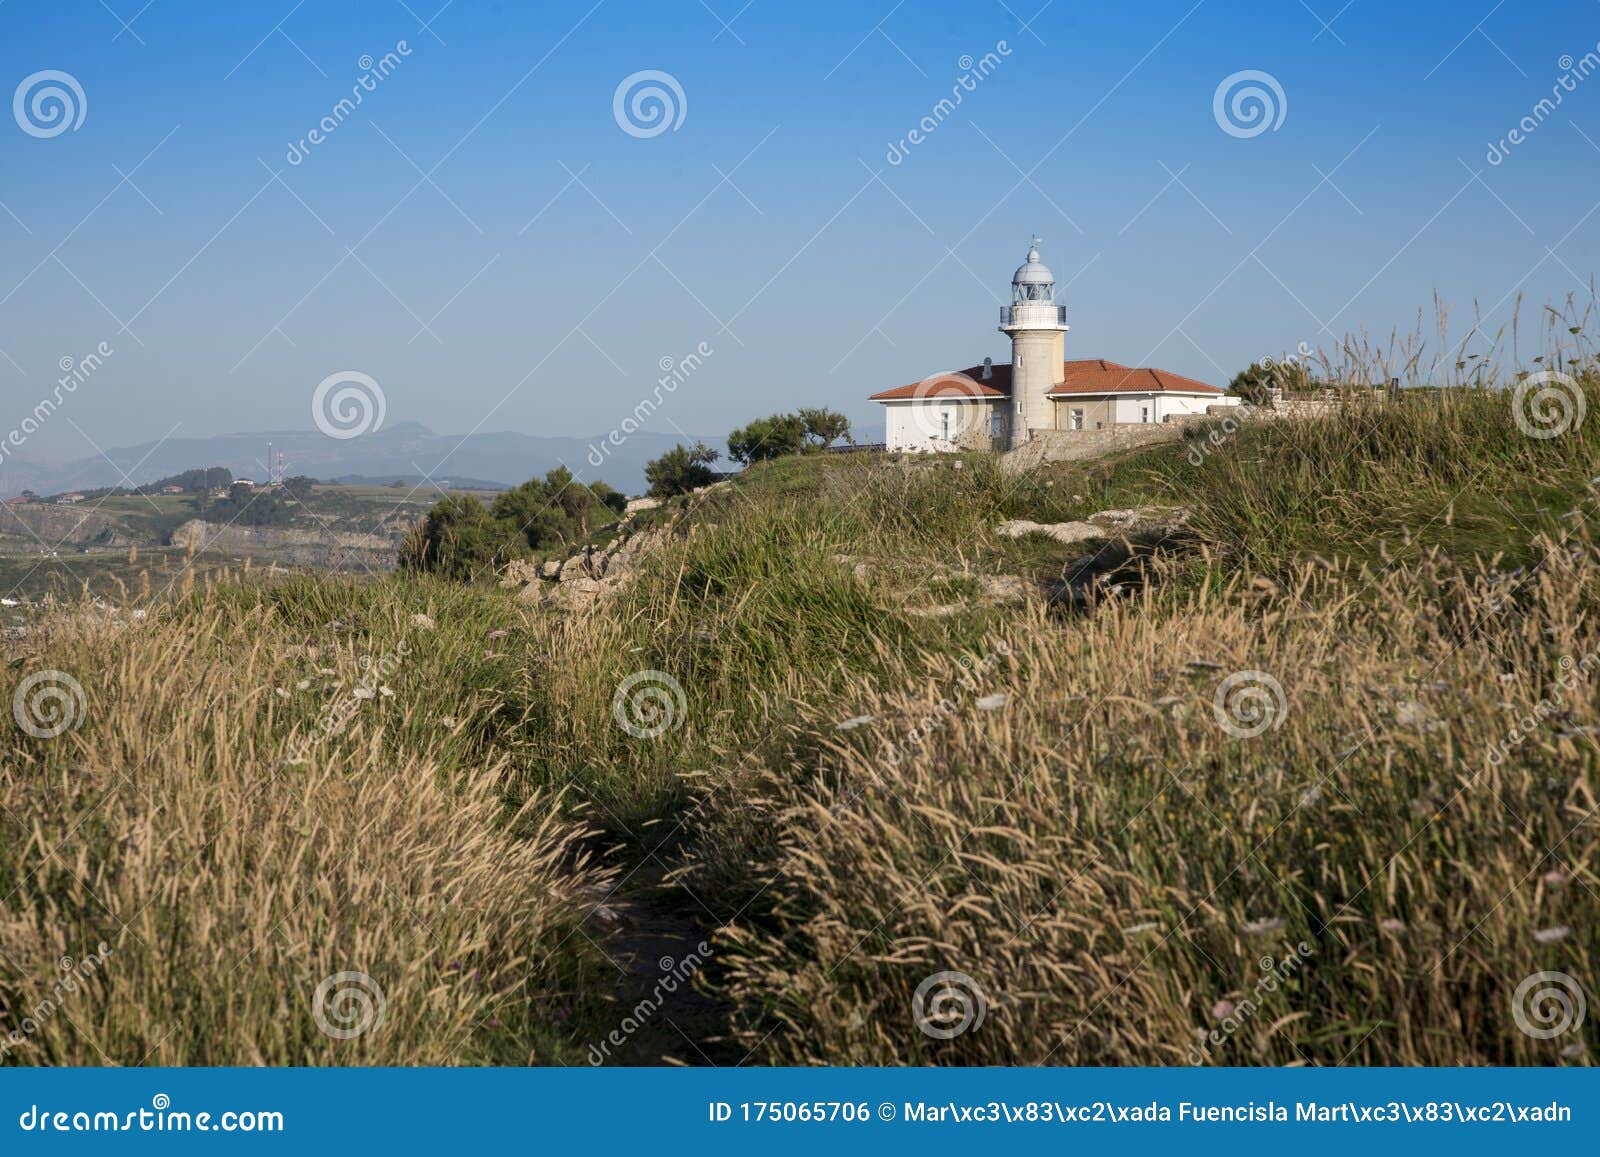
[998,422,1196,473]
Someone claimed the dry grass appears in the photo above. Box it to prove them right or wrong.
[0,579,609,1065]
[711,539,1600,1064]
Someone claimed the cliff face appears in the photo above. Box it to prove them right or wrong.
[166,520,402,571]
[0,503,129,547]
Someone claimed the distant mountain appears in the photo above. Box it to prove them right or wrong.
[0,423,715,499]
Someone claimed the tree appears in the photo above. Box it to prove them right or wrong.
[399,494,500,580]
[207,489,292,527]
[490,477,570,553]
[798,407,852,449]
[282,475,317,500]
[1228,361,1280,405]
[727,413,807,464]
[644,442,718,497]
[405,471,626,581]
[1229,358,1314,405]
[589,480,629,515]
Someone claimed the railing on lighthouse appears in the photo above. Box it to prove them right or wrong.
[999,304,1067,328]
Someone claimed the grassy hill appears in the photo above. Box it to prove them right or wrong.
[2,372,1596,1066]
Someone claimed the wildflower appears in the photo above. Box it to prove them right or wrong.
[1541,870,1568,887]
[1533,925,1570,944]
[1378,918,1405,933]
[975,693,1008,710]
[1241,917,1285,936]
[1211,999,1234,1020]
[836,715,875,731]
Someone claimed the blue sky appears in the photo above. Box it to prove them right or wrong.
[2,0,1598,473]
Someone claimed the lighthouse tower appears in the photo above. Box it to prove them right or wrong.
[999,236,1068,449]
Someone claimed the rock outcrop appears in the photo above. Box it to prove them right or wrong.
[995,506,1191,545]
[167,519,398,571]
[995,519,1107,545]
[499,523,676,611]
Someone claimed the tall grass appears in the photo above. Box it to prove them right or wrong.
[3,304,1597,1065]
[1,577,610,1065]
[710,540,1599,1063]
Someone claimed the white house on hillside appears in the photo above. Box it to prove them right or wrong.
[870,238,1238,452]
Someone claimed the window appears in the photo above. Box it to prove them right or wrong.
[1141,406,1150,424]
[1071,408,1084,431]
[941,411,950,442]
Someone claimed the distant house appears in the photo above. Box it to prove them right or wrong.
[160,484,184,495]
[56,492,84,504]
[4,494,31,505]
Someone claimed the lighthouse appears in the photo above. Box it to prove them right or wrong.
[998,236,1069,449]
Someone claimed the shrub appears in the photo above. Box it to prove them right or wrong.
[645,442,719,497]
[402,469,625,579]
[728,413,807,464]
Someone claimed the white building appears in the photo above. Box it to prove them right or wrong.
[871,238,1238,452]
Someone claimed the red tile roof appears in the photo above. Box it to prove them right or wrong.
[1049,360,1224,396]
[869,359,1222,401]
[868,367,1010,401]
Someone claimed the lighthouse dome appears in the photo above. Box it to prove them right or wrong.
[1011,237,1056,304]
[1012,240,1054,286]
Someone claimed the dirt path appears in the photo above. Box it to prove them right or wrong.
[583,863,739,1066]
